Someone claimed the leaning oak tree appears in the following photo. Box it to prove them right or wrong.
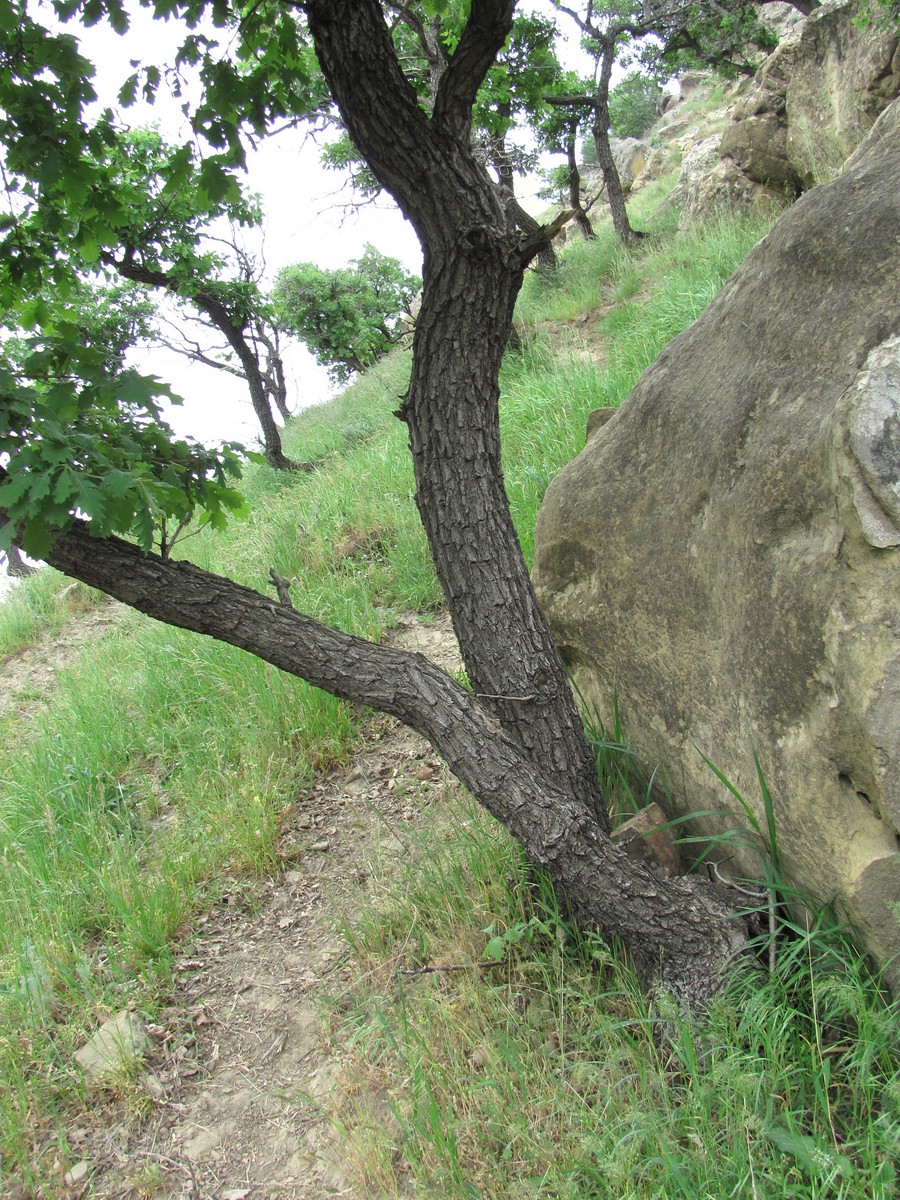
[0,0,751,1007]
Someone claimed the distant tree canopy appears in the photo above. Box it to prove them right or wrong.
[272,246,420,384]
[608,72,663,140]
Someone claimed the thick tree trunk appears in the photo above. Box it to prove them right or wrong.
[308,0,751,1000]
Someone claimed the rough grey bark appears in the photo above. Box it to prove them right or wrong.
[5,0,755,1007]
[27,519,747,1002]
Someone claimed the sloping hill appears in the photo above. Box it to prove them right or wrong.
[2,80,897,1199]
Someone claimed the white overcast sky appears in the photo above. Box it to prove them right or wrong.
[70,1,592,448]
[77,5,422,446]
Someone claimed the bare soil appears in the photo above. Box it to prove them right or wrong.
[68,613,461,1200]
[0,593,124,726]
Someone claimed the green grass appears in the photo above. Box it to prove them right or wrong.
[0,570,105,658]
[328,787,900,1199]
[3,178,878,1195]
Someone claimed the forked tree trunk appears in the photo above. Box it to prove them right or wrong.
[226,324,298,472]
[298,0,750,1000]
[256,323,292,421]
[566,128,594,239]
[3,0,752,1008]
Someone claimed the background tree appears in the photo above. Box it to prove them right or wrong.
[549,0,787,243]
[0,0,751,1007]
[272,245,420,384]
[93,130,300,470]
[537,70,598,239]
[538,68,663,243]
[155,234,294,424]
[0,542,35,577]
[550,1,654,243]
[648,0,779,77]
[608,70,663,138]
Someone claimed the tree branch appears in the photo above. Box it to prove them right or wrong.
[389,2,449,98]
[432,0,516,139]
[544,93,594,109]
[0,494,749,999]
[303,0,434,228]
[517,209,573,267]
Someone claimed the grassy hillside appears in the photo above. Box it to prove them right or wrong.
[1,172,898,1195]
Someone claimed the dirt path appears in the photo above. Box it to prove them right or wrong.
[0,591,124,725]
[82,613,461,1200]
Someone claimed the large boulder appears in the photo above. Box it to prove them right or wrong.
[533,126,900,982]
[671,134,790,228]
[721,0,900,189]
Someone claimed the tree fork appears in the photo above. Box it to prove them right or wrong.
[305,0,604,815]
[20,517,750,1004]
[3,0,757,1008]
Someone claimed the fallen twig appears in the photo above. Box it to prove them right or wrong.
[397,960,504,976]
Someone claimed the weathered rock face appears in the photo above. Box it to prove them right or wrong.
[785,1,900,184]
[845,94,900,170]
[610,137,650,195]
[757,0,807,44]
[533,131,900,982]
[721,0,900,190]
[674,135,790,228]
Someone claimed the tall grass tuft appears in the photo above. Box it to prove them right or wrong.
[329,784,900,1200]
